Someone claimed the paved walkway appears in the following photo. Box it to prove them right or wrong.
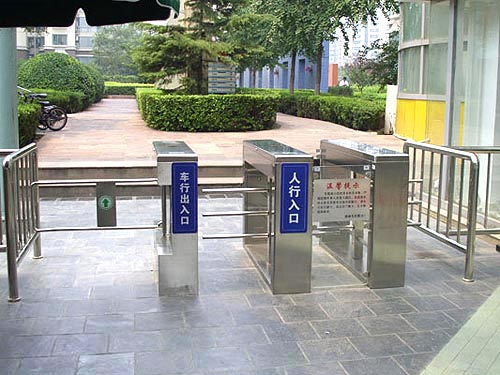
[36,98,404,168]
[422,285,500,374]
[0,98,498,374]
[1,196,499,375]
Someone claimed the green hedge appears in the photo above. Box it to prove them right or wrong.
[27,89,86,114]
[328,86,354,96]
[18,52,97,108]
[105,82,155,96]
[280,94,384,131]
[238,88,384,131]
[84,65,105,102]
[315,96,384,131]
[18,103,40,147]
[137,89,277,132]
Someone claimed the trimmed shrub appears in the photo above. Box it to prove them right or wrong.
[328,86,354,96]
[136,88,165,114]
[18,103,40,147]
[103,75,144,83]
[29,89,86,113]
[136,89,277,132]
[296,95,322,120]
[241,89,384,131]
[105,82,155,96]
[315,96,385,131]
[83,65,105,102]
[18,52,96,108]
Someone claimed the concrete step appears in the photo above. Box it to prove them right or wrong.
[38,164,243,197]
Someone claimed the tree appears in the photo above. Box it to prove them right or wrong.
[259,0,397,95]
[253,0,306,95]
[225,12,277,87]
[366,30,399,88]
[133,24,229,92]
[343,29,399,92]
[343,49,376,93]
[92,24,143,78]
[133,0,247,94]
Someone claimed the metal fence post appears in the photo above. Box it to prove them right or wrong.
[464,156,479,282]
[4,164,20,302]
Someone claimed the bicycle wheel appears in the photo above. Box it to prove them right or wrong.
[46,107,68,131]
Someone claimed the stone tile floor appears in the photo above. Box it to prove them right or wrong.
[0,195,499,375]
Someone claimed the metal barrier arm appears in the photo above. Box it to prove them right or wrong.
[404,140,480,282]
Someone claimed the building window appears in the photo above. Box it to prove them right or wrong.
[402,2,423,42]
[77,56,93,64]
[399,1,450,97]
[28,36,45,49]
[52,34,68,46]
[78,36,94,48]
[424,43,448,96]
[400,48,421,94]
[76,17,97,33]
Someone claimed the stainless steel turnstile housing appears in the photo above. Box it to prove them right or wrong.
[243,140,313,294]
[319,139,409,288]
[154,141,198,296]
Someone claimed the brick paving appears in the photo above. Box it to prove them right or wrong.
[0,98,499,374]
[36,98,404,168]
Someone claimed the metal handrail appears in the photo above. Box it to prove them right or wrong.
[2,143,40,302]
[3,145,163,302]
[404,140,479,282]
[453,146,500,233]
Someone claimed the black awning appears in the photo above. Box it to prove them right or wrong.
[0,0,180,27]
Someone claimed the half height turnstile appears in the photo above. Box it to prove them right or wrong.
[243,140,313,294]
[154,141,198,296]
[317,139,409,288]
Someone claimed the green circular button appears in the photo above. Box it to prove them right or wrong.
[98,195,114,210]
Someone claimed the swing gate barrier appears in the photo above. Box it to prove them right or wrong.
[2,141,198,302]
[203,140,314,294]
[316,140,409,288]
[2,140,496,301]
[202,139,410,292]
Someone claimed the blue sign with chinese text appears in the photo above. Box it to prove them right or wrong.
[280,163,309,233]
[172,162,198,234]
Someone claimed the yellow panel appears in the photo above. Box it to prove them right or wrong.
[396,99,428,140]
[414,100,428,142]
[396,99,448,145]
[426,100,446,145]
[396,100,412,138]
[458,101,465,145]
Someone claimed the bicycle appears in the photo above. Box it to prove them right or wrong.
[18,87,68,131]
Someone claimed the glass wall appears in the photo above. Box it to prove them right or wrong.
[451,0,500,146]
[451,0,500,214]
[399,0,450,98]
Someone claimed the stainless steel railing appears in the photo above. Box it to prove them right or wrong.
[2,143,40,302]
[0,148,17,254]
[453,146,500,236]
[404,140,480,282]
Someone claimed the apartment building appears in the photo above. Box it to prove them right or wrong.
[329,9,393,67]
[16,10,97,63]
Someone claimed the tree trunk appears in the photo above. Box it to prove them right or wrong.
[289,50,297,95]
[251,68,257,88]
[315,44,323,96]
